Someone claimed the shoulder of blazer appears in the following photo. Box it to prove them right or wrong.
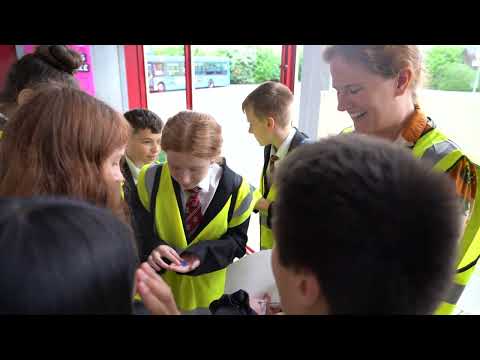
[288,128,311,153]
[120,159,136,200]
[222,159,242,193]
[121,159,134,185]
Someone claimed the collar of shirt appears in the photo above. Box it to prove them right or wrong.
[125,155,141,184]
[196,165,213,193]
[270,127,297,160]
[181,162,223,214]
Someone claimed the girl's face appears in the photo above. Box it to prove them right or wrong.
[166,151,213,191]
[102,145,126,185]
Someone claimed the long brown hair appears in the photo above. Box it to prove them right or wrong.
[0,86,131,221]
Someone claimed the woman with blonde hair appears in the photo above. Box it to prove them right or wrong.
[323,45,479,314]
[136,110,260,312]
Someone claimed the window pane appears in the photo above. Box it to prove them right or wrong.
[191,45,283,251]
[143,45,187,121]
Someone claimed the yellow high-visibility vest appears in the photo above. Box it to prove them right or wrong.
[342,126,480,314]
[412,129,479,315]
[137,162,259,311]
[259,174,277,250]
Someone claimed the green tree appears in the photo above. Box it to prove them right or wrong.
[297,47,304,82]
[214,48,233,58]
[253,47,281,83]
[425,46,464,89]
[193,48,209,56]
[153,46,184,56]
[216,47,256,84]
[231,53,256,84]
[214,46,282,84]
[436,63,475,91]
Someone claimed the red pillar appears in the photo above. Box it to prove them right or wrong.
[0,45,17,90]
[280,45,297,93]
[184,45,193,109]
[124,45,147,109]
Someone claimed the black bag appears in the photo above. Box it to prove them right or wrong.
[209,289,258,315]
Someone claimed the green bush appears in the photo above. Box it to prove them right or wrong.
[435,63,475,91]
[297,48,303,81]
[425,46,464,89]
[153,46,184,56]
[212,48,255,84]
[216,47,280,84]
[253,47,280,83]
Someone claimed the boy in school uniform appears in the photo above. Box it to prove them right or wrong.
[242,81,310,250]
[122,109,164,259]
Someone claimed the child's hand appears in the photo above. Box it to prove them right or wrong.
[136,262,180,315]
[148,245,182,271]
[169,253,200,273]
[254,197,270,212]
[249,293,271,315]
[249,293,282,315]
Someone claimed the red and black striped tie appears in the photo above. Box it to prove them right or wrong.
[185,187,203,237]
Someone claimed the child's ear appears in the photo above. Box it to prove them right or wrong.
[295,268,328,313]
[266,116,275,130]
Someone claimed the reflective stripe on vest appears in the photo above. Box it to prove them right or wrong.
[457,169,480,272]
[411,130,463,171]
[230,183,262,228]
[137,163,159,212]
[443,282,466,305]
[412,129,448,158]
[413,128,480,314]
[138,162,256,311]
[422,140,458,167]
[413,129,479,268]
[434,264,477,315]
[340,126,480,313]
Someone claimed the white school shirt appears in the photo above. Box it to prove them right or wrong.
[180,163,223,215]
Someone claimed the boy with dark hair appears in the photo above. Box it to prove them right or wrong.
[123,108,164,184]
[122,108,164,261]
[0,197,138,314]
[242,81,310,250]
[271,134,461,314]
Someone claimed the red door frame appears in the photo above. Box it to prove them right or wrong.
[184,45,193,109]
[280,45,297,93]
[124,45,148,109]
[0,45,17,91]
[123,45,297,110]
